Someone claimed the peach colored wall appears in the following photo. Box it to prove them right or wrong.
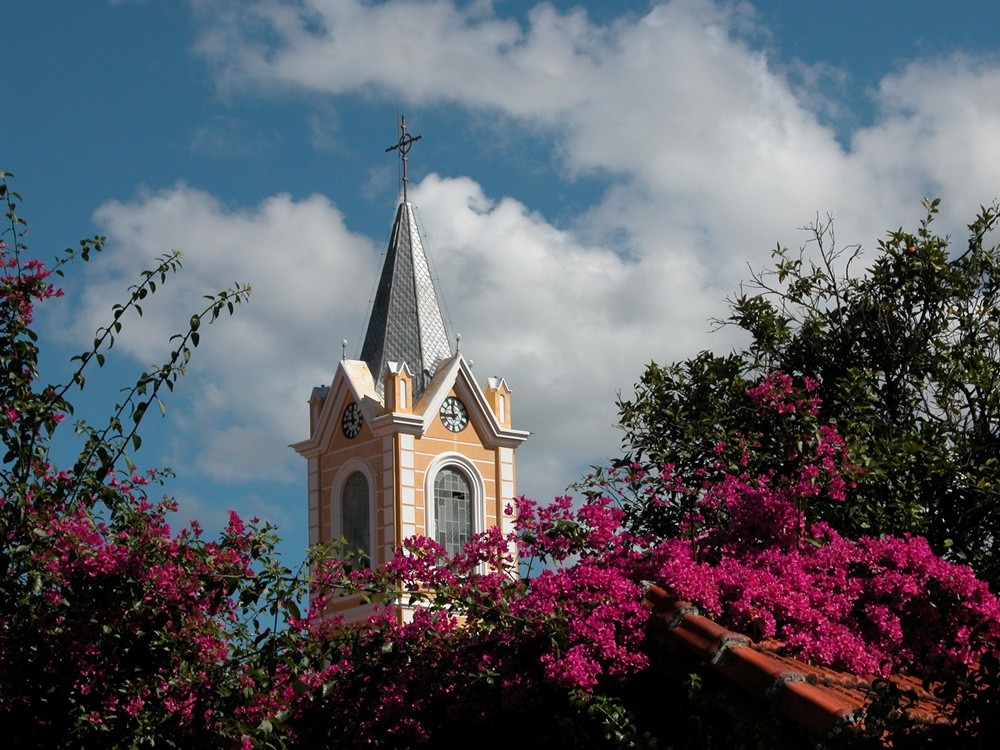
[313,382,519,628]
[315,415,387,562]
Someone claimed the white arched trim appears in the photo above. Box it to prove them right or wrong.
[424,452,485,553]
[330,457,377,564]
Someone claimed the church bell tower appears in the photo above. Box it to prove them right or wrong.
[292,117,529,623]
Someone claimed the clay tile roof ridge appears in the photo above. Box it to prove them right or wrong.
[640,581,954,739]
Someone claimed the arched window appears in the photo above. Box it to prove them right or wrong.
[342,470,371,567]
[433,467,472,555]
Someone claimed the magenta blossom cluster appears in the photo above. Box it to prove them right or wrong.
[279,372,1000,746]
[639,373,1000,676]
[0,462,278,741]
[651,529,1000,676]
[1,251,64,325]
[2,180,292,747]
[283,496,651,746]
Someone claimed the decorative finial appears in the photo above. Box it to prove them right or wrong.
[342,339,348,361]
[385,114,422,203]
[455,332,461,353]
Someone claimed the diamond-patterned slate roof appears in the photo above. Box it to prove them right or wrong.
[361,201,454,397]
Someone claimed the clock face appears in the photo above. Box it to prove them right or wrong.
[440,396,469,433]
[341,402,363,438]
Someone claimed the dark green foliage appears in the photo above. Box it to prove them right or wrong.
[613,200,1000,586]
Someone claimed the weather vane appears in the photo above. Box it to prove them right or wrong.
[385,114,422,202]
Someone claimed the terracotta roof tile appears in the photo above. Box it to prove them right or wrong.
[641,582,954,741]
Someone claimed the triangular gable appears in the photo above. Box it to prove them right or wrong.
[292,359,384,457]
[414,354,529,448]
[385,360,413,378]
[339,359,383,421]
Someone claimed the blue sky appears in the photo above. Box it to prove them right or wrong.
[4,0,999,565]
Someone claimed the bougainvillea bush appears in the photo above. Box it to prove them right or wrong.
[0,170,277,747]
[284,514,654,748]
[282,375,1000,747]
[3,168,998,748]
[637,374,1000,678]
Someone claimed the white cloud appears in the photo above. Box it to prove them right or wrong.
[852,55,1000,216]
[80,0,1000,505]
[67,170,722,504]
[70,184,379,483]
[187,1,866,270]
[408,174,730,498]
[191,1,1000,214]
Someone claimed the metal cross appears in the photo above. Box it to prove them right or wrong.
[385,114,422,202]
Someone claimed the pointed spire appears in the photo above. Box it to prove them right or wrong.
[361,193,454,398]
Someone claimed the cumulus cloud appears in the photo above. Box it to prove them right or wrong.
[71,0,1000,506]
[851,56,1000,216]
[69,184,379,482]
[66,170,722,503]
[189,0,1000,256]
[405,173,747,498]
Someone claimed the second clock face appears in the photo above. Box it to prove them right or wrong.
[341,402,363,438]
[440,396,469,432]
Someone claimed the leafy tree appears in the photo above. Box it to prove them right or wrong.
[0,169,304,747]
[611,200,1000,586]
